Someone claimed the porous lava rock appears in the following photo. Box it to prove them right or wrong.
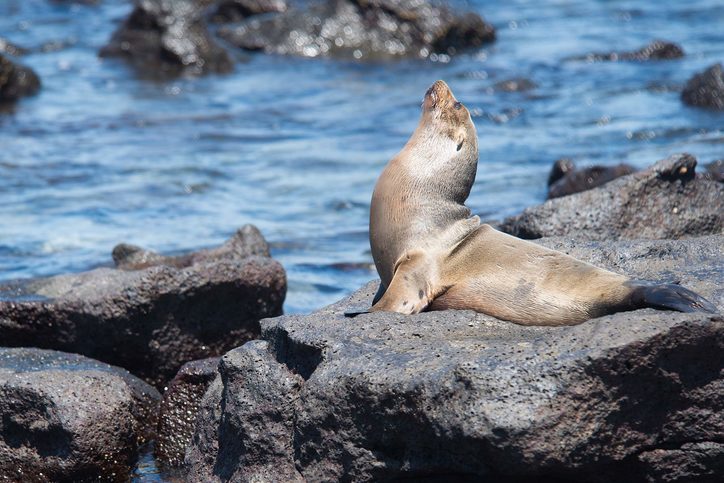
[0,348,160,482]
[185,234,722,482]
[0,225,286,388]
[100,0,233,77]
[681,63,724,110]
[155,357,220,468]
[218,0,495,60]
[500,153,723,240]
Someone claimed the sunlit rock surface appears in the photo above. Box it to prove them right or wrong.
[0,225,286,388]
[500,154,724,240]
[185,233,722,481]
[100,0,233,77]
[0,348,160,481]
[219,0,496,60]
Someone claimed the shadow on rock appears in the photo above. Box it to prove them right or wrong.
[0,224,286,389]
[0,348,160,481]
[500,153,723,240]
[184,234,722,482]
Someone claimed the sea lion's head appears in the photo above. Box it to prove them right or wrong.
[419,80,477,156]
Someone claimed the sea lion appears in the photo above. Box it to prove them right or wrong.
[351,80,718,325]
[369,79,480,302]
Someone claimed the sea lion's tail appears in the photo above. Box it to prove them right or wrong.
[629,282,719,314]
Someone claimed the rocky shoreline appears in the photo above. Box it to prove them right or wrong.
[2,152,720,481]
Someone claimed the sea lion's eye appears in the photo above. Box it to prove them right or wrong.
[454,102,462,110]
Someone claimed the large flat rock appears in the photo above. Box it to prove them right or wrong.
[499,154,723,240]
[0,225,286,388]
[186,235,722,482]
[0,348,160,482]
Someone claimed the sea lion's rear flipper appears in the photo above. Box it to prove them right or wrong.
[630,282,719,314]
[370,249,435,315]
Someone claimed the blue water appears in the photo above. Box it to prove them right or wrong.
[0,1,722,478]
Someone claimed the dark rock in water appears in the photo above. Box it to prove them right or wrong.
[681,63,724,110]
[209,0,288,23]
[113,224,270,270]
[0,348,160,481]
[155,357,219,468]
[185,234,723,482]
[702,159,723,182]
[546,159,636,199]
[0,54,40,103]
[500,153,723,240]
[492,77,537,93]
[0,226,286,388]
[100,0,233,77]
[218,0,496,60]
[0,37,27,56]
[580,39,684,62]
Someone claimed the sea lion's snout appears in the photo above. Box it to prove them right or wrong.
[423,80,454,110]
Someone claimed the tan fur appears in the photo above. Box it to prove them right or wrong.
[367,80,657,326]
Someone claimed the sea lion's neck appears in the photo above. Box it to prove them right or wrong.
[399,120,478,205]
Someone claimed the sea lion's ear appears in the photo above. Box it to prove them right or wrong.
[455,128,465,151]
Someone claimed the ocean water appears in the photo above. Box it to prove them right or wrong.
[0,0,722,480]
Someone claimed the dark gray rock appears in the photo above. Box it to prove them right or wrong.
[0,37,27,56]
[546,159,636,199]
[703,159,723,182]
[0,227,286,388]
[500,153,723,240]
[682,63,724,110]
[581,39,684,62]
[185,234,723,482]
[100,0,233,77]
[208,0,288,23]
[113,224,270,270]
[0,54,40,103]
[218,0,495,60]
[155,357,220,468]
[0,348,160,482]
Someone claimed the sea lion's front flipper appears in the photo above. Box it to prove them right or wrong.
[629,282,719,314]
[370,249,435,315]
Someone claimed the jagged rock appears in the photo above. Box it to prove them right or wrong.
[500,153,723,240]
[113,224,270,270]
[0,54,40,103]
[218,0,495,60]
[546,158,636,199]
[185,234,723,482]
[100,0,233,77]
[0,348,160,481]
[580,40,684,62]
[703,159,723,182]
[208,0,288,23]
[0,37,27,56]
[155,357,220,468]
[682,63,724,110]
[0,226,286,388]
